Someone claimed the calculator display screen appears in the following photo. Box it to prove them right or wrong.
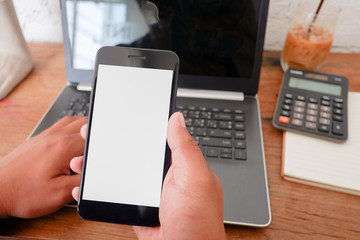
[289,77,342,96]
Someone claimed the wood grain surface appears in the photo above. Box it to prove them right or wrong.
[0,43,359,239]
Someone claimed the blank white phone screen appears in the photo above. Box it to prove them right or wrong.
[82,64,173,207]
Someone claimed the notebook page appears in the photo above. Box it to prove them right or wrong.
[283,92,360,192]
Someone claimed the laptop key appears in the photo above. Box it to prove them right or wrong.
[193,119,205,127]
[206,147,218,157]
[195,128,207,136]
[206,120,218,128]
[76,110,87,116]
[235,131,246,139]
[185,118,193,127]
[220,153,233,159]
[220,148,232,154]
[219,121,232,130]
[234,150,247,160]
[213,113,232,121]
[188,110,199,118]
[74,102,85,111]
[234,109,244,114]
[208,129,232,138]
[234,123,245,130]
[235,140,246,149]
[220,148,233,159]
[187,106,197,110]
[62,109,75,116]
[200,111,212,119]
[201,137,232,148]
[234,115,245,122]
[64,101,75,110]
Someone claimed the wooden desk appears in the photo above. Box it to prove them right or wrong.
[1,43,359,239]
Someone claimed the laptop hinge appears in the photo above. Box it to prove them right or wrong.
[76,83,92,91]
[177,88,245,101]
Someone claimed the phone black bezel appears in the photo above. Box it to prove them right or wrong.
[78,46,179,226]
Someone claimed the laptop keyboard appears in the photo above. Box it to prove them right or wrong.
[58,99,247,161]
[176,104,247,161]
[58,97,90,119]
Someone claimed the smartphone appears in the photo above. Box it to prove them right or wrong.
[78,46,179,226]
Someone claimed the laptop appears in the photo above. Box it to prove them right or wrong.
[30,0,271,227]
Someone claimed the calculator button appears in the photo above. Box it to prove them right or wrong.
[305,122,317,130]
[295,100,305,107]
[308,97,318,103]
[321,95,331,101]
[332,122,344,136]
[296,95,305,101]
[320,105,331,112]
[307,103,318,110]
[320,112,331,119]
[285,93,294,99]
[284,99,293,105]
[281,110,290,117]
[333,109,343,115]
[333,103,343,109]
[293,112,304,119]
[291,118,303,127]
[294,106,305,113]
[334,98,343,103]
[321,100,330,106]
[306,115,317,122]
[282,105,291,111]
[306,109,318,116]
[318,125,329,132]
[279,115,290,124]
[319,118,330,125]
[333,115,343,122]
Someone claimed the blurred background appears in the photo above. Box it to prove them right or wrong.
[12,0,360,53]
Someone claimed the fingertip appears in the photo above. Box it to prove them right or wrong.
[70,156,83,174]
[80,124,87,139]
[175,111,186,128]
[72,186,80,201]
[167,112,187,147]
[170,112,186,128]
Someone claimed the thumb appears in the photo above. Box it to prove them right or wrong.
[167,112,207,171]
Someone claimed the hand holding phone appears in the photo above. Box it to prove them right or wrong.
[78,46,179,226]
[72,112,227,239]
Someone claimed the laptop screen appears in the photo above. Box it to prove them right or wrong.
[61,0,269,94]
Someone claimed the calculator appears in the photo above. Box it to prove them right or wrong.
[273,68,348,141]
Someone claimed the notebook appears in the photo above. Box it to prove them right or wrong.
[30,0,271,226]
[282,92,360,196]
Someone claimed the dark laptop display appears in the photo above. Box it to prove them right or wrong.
[64,0,266,93]
[31,0,271,226]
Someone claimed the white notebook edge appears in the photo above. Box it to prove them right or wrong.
[283,173,360,196]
